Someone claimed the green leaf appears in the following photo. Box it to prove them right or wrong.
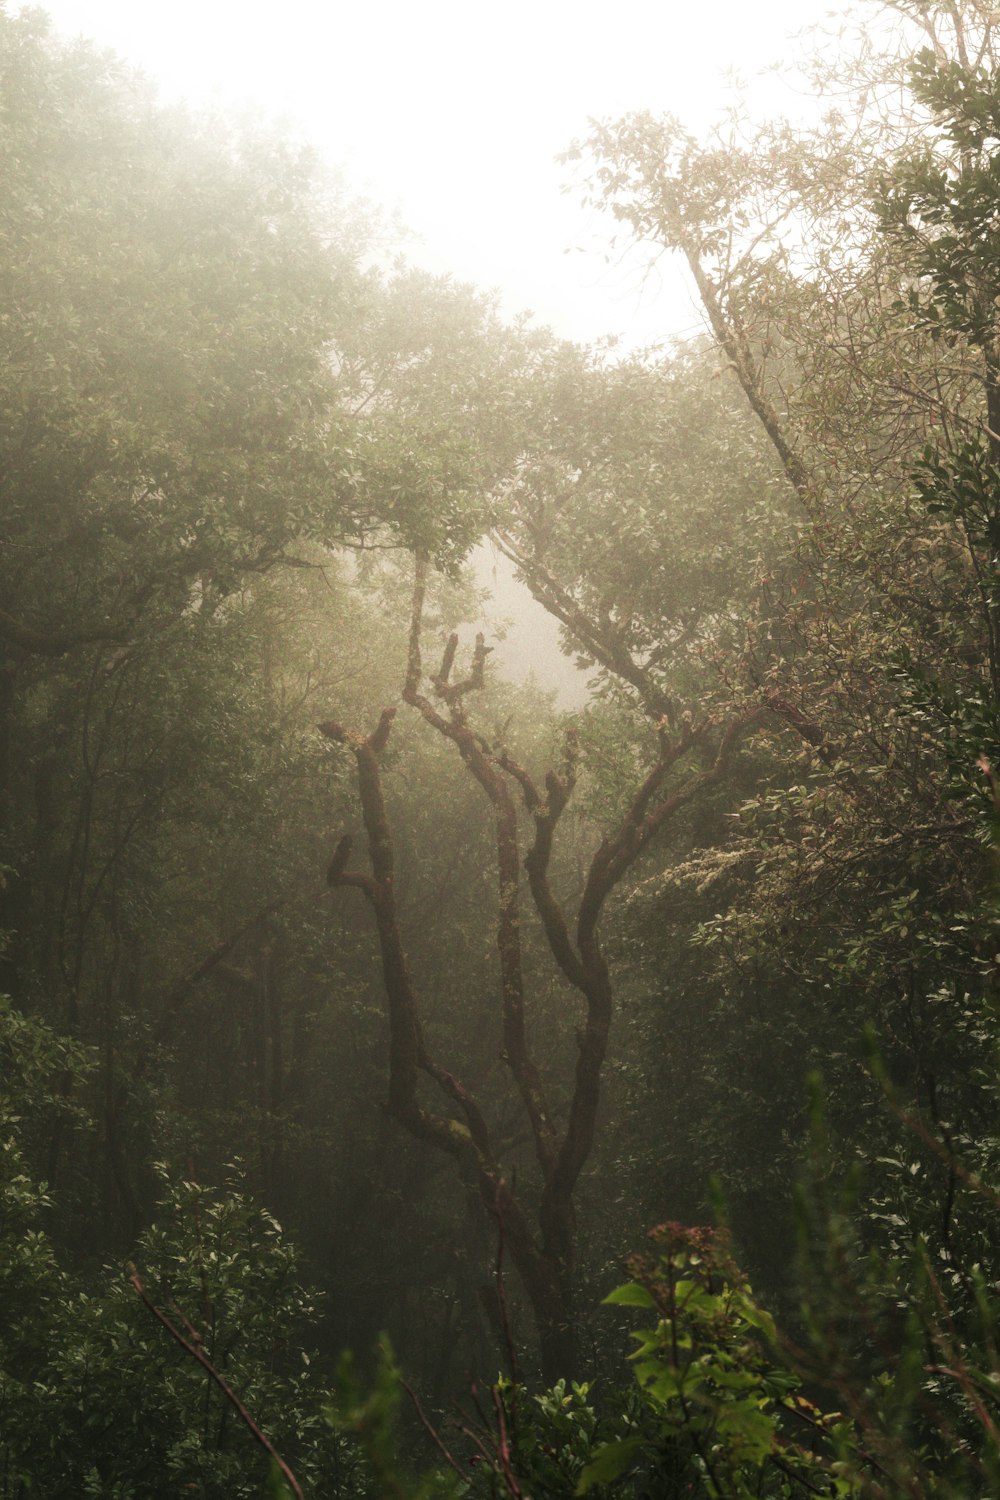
[575,1437,646,1494]
[603,1281,656,1308]
[264,1459,296,1499]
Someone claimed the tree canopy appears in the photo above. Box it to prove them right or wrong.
[8,2,1000,1496]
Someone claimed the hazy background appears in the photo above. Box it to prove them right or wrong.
[34,0,838,343]
[33,0,839,700]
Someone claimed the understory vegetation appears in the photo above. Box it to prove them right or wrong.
[7,0,1000,1493]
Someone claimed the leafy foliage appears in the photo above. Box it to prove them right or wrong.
[14,1,1000,1495]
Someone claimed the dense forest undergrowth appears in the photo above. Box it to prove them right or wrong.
[8,0,1000,1492]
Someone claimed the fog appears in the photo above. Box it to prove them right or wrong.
[36,0,832,347]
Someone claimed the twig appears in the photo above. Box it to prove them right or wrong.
[399,1378,471,1482]
[128,1265,303,1499]
[490,1382,525,1500]
[152,900,284,1046]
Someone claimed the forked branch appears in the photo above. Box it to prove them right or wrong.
[319,710,489,1157]
[322,558,764,1378]
[403,580,559,1176]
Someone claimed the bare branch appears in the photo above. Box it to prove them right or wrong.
[434,632,459,690]
[491,529,675,723]
[128,1266,304,1500]
[326,835,354,886]
[405,553,428,697]
[153,900,283,1048]
[681,246,814,508]
[403,570,558,1175]
[0,606,129,658]
[399,1379,471,1483]
[501,748,588,996]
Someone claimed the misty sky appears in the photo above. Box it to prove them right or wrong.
[28,0,851,699]
[33,0,841,349]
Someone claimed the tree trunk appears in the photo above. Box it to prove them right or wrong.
[535,1296,578,1387]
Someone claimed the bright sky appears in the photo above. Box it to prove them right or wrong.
[30,0,851,700]
[34,0,840,349]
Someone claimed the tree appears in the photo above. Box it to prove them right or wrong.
[0,8,545,1318]
[545,0,1000,1303]
[320,552,762,1380]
